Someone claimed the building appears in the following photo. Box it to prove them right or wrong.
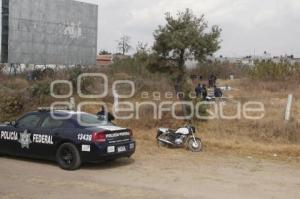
[292,58,300,64]
[1,0,98,65]
[96,54,113,66]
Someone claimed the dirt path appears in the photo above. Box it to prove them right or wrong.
[0,146,300,199]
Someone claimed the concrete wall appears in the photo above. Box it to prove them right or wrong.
[6,0,97,65]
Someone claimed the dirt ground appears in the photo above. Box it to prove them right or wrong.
[0,143,300,199]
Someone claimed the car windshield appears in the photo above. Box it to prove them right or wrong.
[76,113,111,127]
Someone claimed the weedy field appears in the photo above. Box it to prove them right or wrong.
[108,72,300,159]
[1,64,300,199]
[0,62,300,159]
[200,78,300,157]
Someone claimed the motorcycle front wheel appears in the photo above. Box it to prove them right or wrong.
[187,137,202,152]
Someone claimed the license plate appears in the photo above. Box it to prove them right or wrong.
[117,146,126,152]
[82,145,91,152]
[130,143,135,149]
[107,146,115,153]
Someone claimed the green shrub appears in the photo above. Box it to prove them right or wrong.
[29,68,55,80]
[111,56,147,77]
[67,65,95,94]
[190,62,248,80]
[68,66,86,87]
[249,60,300,81]
[31,82,50,97]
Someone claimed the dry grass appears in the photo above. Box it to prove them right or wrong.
[190,78,300,157]
[1,71,299,158]
[132,127,300,160]
[81,77,300,158]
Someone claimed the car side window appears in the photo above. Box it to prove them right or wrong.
[16,114,41,128]
[41,116,64,129]
[62,121,75,128]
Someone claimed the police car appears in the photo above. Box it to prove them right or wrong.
[0,108,135,170]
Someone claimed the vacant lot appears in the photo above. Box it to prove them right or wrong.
[1,72,300,199]
[0,143,299,199]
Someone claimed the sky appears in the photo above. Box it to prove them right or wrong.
[1,0,299,58]
[79,0,300,58]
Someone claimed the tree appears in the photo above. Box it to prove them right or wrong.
[136,41,149,54]
[153,9,221,79]
[0,63,5,74]
[99,50,111,55]
[117,35,132,55]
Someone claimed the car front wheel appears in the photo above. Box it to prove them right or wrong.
[56,143,81,170]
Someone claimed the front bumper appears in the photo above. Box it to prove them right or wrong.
[81,140,136,163]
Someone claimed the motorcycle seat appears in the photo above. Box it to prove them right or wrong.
[167,129,176,134]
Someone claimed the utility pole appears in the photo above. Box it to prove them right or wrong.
[285,94,293,122]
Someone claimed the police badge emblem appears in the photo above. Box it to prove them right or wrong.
[18,130,32,149]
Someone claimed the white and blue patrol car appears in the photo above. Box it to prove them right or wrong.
[0,108,135,170]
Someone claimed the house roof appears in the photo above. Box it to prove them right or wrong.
[96,54,113,61]
[96,54,113,66]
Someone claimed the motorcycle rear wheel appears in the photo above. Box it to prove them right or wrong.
[187,138,202,152]
[157,140,167,147]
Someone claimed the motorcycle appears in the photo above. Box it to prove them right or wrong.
[156,125,203,152]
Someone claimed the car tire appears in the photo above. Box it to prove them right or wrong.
[56,143,81,170]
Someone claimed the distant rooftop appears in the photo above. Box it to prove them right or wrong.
[75,0,98,5]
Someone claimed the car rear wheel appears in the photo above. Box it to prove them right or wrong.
[56,143,81,170]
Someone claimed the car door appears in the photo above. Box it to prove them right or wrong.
[0,123,19,154]
[11,113,43,157]
[29,115,64,159]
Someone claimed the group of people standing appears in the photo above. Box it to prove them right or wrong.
[195,83,208,100]
[194,74,223,101]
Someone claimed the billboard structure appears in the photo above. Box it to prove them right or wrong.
[1,0,98,65]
